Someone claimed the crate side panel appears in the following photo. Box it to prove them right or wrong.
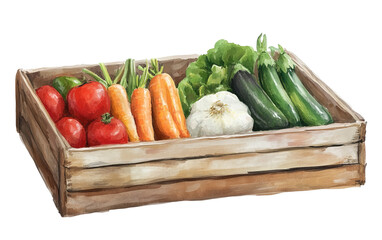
[66,164,361,216]
[67,144,359,191]
[17,71,61,183]
[19,116,60,209]
[20,90,59,183]
[67,122,362,168]
[16,71,21,132]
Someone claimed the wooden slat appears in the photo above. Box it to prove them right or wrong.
[17,69,67,215]
[66,122,362,168]
[19,88,59,184]
[19,116,60,210]
[358,142,366,185]
[59,150,67,217]
[66,144,359,191]
[65,164,362,216]
[15,71,21,132]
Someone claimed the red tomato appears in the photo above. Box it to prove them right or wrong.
[87,113,128,146]
[36,85,65,122]
[67,81,110,125]
[56,117,86,148]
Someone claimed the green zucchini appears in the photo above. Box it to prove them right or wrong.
[231,68,289,130]
[257,34,301,127]
[274,45,333,126]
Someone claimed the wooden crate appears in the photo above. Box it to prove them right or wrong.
[15,52,366,217]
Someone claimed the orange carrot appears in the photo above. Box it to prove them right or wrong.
[161,73,190,138]
[83,62,140,142]
[108,84,140,142]
[149,73,189,140]
[131,88,154,141]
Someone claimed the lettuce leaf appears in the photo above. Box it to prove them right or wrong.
[207,65,227,86]
[178,39,258,117]
[178,78,198,117]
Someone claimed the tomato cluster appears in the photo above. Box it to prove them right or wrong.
[36,81,128,148]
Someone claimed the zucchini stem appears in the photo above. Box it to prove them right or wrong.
[256,33,275,68]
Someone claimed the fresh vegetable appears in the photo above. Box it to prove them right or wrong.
[83,62,140,142]
[272,45,333,126]
[36,85,65,122]
[178,40,258,117]
[231,66,289,130]
[56,117,86,148]
[186,91,254,137]
[129,59,160,142]
[87,113,128,146]
[131,88,153,141]
[67,81,110,126]
[108,84,139,142]
[149,73,190,139]
[124,59,137,101]
[256,34,301,127]
[52,76,82,100]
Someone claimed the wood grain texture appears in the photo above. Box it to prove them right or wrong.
[15,71,21,132]
[59,150,67,216]
[20,90,59,183]
[358,142,366,185]
[66,122,363,168]
[65,164,362,216]
[66,144,359,191]
[16,70,67,215]
[17,71,60,184]
[19,116,60,210]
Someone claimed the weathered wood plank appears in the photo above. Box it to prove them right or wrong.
[19,88,59,184]
[15,70,21,132]
[66,122,363,168]
[358,142,366,185]
[65,164,361,216]
[17,69,67,215]
[19,116,60,210]
[67,144,359,191]
[59,150,67,217]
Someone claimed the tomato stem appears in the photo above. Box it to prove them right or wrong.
[101,113,113,124]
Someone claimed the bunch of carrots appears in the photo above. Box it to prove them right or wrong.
[82,58,190,143]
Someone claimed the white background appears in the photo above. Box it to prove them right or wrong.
[1,0,381,239]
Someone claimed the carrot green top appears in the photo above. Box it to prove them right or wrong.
[82,58,163,101]
[123,58,163,101]
[82,63,124,89]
